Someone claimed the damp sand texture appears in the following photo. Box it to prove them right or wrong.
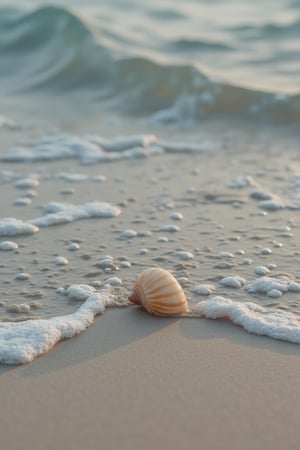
[1,125,300,362]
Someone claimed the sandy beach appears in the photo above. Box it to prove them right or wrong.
[0,117,300,450]
[1,307,300,450]
[1,2,300,448]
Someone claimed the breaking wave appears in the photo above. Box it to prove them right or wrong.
[0,5,299,123]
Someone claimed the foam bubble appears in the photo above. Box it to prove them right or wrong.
[119,261,131,268]
[15,273,31,280]
[0,241,18,251]
[13,197,32,206]
[158,236,168,242]
[67,243,80,251]
[56,287,65,294]
[246,276,290,295]
[258,198,285,211]
[66,284,96,301]
[0,218,39,236]
[120,229,138,238]
[15,178,40,189]
[19,304,31,312]
[91,175,106,182]
[56,173,88,182]
[250,190,274,200]
[192,284,216,295]
[260,248,272,255]
[227,176,257,189]
[217,251,234,259]
[177,251,194,260]
[104,277,122,286]
[170,212,183,221]
[267,289,282,298]
[177,277,189,286]
[254,266,270,276]
[54,256,69,266]
[241,258,252,265]
[23,190,37,199]
[158,224,180,232]
[220,276,246,288]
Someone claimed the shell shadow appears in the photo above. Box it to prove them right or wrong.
[19,306,175,376]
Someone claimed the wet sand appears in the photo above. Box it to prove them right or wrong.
[0,119,300,448]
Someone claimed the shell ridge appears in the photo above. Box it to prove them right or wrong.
[142,272,169,290]
[146,280,181,296]
[148,290,184,302]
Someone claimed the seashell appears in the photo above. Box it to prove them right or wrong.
[128,267,188,317]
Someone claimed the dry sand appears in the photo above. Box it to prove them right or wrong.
[0,120,300,449]
[1,308,300,450]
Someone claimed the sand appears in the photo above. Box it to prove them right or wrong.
[1,118,300,449]
[0,308,299,450]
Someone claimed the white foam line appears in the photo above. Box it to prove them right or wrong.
[87,134,157,152]
[28,201,121,227]
[0,133,218,165]
[0,290,110,365]
[197,296,300,344]
[0,202,121,236]
[0,134,159,164]
[2,291,300,364]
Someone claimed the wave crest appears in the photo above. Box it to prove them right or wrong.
[0,6,92,51]
[0,5,299,123]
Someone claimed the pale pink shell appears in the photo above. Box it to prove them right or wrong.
[128,267,188,317]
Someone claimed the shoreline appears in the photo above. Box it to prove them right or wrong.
[0,118,300,448]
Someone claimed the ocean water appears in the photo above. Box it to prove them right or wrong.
[0,0,300,123]
[1,0,300,363]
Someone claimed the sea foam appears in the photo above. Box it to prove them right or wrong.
[0,202,121,236]
[0,134,217,165]
[0,288,110,365]
[2,291,300,365]
[0,218,39,236]
[197,296,300,345]
[29,201,121,227]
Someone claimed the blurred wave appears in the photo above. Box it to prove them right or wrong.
[0,5,299,123]
[233,19,300,40]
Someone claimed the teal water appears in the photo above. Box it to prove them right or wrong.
[0,0,300,123]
